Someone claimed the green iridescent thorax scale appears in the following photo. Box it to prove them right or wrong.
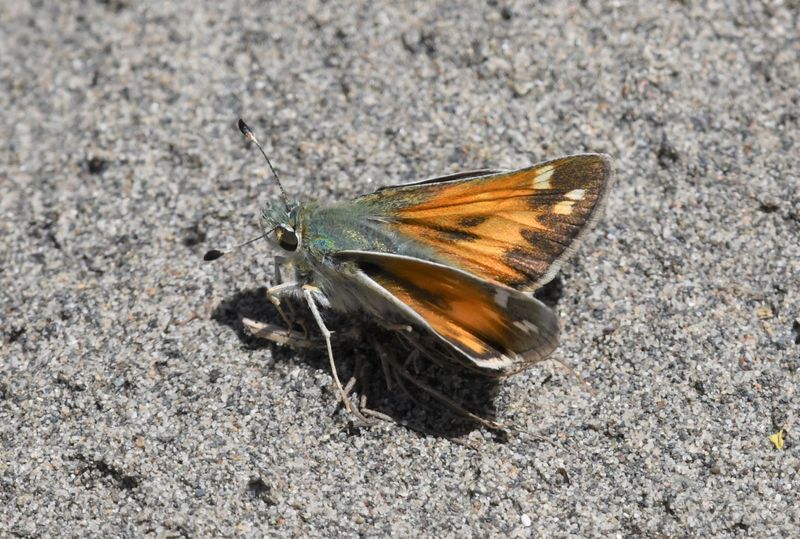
[299,196,441,263]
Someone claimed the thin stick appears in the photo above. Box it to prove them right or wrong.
[242,318,320,348]
[391,359,509,432]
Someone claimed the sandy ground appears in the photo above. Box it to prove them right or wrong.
[2,1,798,536]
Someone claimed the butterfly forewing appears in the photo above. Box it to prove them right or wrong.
[356,154,611,291]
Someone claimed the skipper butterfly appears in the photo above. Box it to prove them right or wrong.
[206,120,611,423]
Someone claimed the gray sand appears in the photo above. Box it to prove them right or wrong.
[2,1,798,536]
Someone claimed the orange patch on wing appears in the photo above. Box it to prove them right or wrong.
[397,168,545,214]
[387,169,552,285]
[376,155,609,289]
[363,257,512,356]
[396,215,542,285]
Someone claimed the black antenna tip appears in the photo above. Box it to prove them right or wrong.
[204,249,224,261]
[236,115,289,209]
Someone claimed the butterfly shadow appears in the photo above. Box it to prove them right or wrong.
[211,287,521,439]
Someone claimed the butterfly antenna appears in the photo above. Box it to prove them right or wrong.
[238,118,290,212]
[203,228,275,262]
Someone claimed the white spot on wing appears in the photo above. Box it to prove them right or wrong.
[513,320,541,334]
[565,188,586,201]
[473,355,514,370]
[553,200,575,215]
[534,165,554,190]
[494,289,510,308]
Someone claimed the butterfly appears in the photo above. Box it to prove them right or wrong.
[206,120,611,420]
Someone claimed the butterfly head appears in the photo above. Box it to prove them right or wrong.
[262,202,301,253]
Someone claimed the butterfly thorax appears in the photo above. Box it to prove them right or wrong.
[262,199,440,296]
[299,202,440,262]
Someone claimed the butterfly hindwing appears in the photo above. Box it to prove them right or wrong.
[356,154,611,291]
[338,251,560,374]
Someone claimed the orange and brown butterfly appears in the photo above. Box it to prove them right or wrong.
[207,120,611,411]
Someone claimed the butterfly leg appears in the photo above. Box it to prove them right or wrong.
[266,281,299,333]
[302,284,369,422]
[267,255,311,339]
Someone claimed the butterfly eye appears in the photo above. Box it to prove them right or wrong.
[275,225,299,252]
